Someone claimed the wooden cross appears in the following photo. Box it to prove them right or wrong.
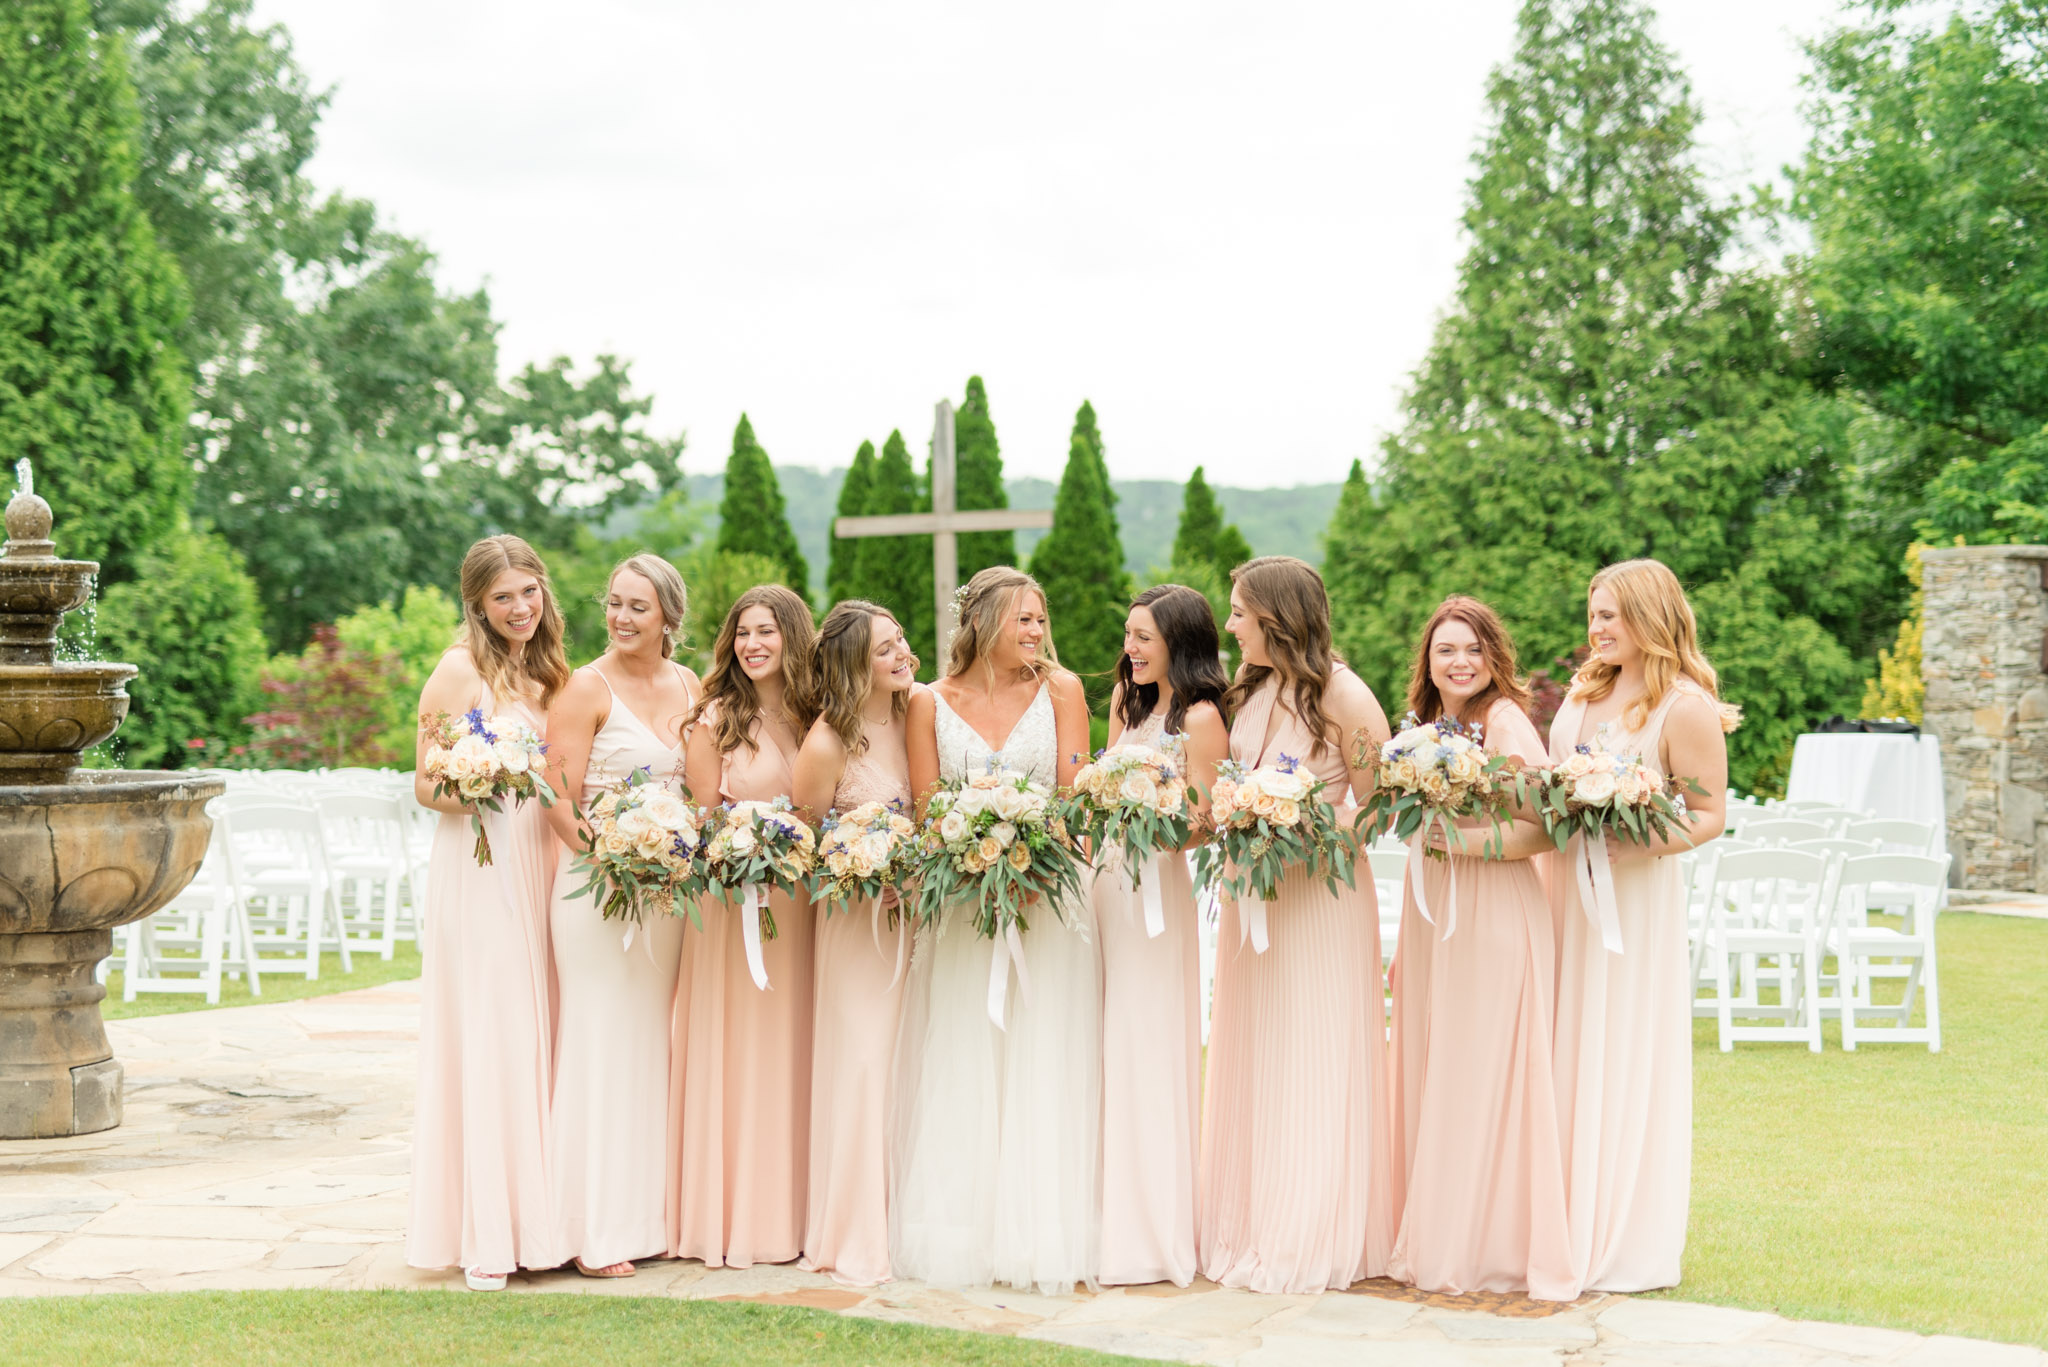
[832,399,1054,659]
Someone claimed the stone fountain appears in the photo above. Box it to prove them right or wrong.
[0,461,224,1138]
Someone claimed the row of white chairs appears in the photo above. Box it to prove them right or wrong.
[118,768,437,1003]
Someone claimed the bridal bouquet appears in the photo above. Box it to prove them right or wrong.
[811,800,921,918]
[420,707,553,865]
[1192,754,1358,910]
[1063,739,1194,876]
[701,797,818,940]
[1525,743,1701,853]
[910,766,1087,939]
[569,768,707,928]
[1354,714,1518,860]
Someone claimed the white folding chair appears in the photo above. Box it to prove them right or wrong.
[317,792,415,961]
[121,807,264,1003]
[1830,853,1949,1052]
[1699,847,1838,1051]
[1368,844,1407,970]
[1843,817,1940,856]
[232,801,352,979]
[1738,817,1837,846]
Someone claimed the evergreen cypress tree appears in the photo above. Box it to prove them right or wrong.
[716,413,810,602]
[0,0,192,582]
[1171,465,1254,573]
[1030,407,1129,714]
[953,375,1014,577]
[1318,0,1874,787]
[826,439,876,605]
[853,430,935,672]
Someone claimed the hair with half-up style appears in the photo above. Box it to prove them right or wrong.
[455,534,572,708]
[1570,559,1742,734]
[607,553,690,659]
[687,584,818,755]
[1405,595,1531,727]
[945,565,1059,685]
[812,600,909,753]
[1222,556,1340,759]
[1115,584,1230,737]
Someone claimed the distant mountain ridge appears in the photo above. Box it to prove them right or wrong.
[678,467,1340,597]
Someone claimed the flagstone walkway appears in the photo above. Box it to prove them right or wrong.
[0,980,2038,1367]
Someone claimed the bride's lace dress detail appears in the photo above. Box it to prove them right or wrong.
[889,683,1103,1294]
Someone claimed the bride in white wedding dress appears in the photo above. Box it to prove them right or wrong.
[890,567,1101,1295]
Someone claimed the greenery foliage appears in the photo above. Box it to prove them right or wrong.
[1172,466,1252,575]
[954,375,1015,578]
[1860,543,1928,724]
[827,440,876,605]
[716,414,809,602]
[0,0,192,584]
[1030,406,1130,712]
[853,430,937,674]
[246,625,409,769]
[330,585,462,763]
[94,528,268,769]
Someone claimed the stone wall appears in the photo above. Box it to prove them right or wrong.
[1921,545,2048,891]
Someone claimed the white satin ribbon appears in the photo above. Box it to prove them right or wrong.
[741,882,772,990]
[874,894,908,995]
[985,920,1032,1029]
[1234,894,1270,954]
[1571,830,1624,955]
[1407,830,1460,941]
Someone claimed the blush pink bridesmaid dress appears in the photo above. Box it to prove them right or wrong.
[408,679,560,1275]
[1386,698,1576,1300]
[799,712,911,1286]
[1198,668,1398,1294]
[545,665,691,1270]
[1548,681,1705,1292]
[1094,709,1201,1288]
[666,703,816,1267]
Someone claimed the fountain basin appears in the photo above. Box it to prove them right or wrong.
[0,662,137,784]
[0,769,224,1137]
[0,557,95,665]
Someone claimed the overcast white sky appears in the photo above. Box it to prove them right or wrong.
[250,0,1845,488]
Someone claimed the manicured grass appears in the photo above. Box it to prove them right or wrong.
[100,943,422,1021]
[0,1291,1140,1367]
[1671,911,2048,1347]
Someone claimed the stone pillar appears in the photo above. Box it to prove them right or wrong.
[1920,545,2048,890]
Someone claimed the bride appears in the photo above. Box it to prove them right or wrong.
[890,566,1099,1294]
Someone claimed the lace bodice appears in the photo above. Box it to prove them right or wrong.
[835,711,912,810]
[934,683,1057,788]
[1121,710,1168,749]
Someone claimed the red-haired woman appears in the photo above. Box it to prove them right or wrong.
[1385,595,1574,1300]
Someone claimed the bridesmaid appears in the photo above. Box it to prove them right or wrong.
[1096,585,1229,1288]
[407,535,572,1290]
[541,555,700,1278]
[667,584,820,1268]
[1200,555,1398,1294]
[1549,559,1732,1292]
[1385,595,1575,1300]
[792,600,918,1285]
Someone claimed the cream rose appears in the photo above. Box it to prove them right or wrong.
[990,821,1018,849]
[1007,843,1032,871]
[615,807,654,842]
[1272,799,1301,827]
[601,830,633,857]
[1261,769,1309,801]
[1118,772,1159,807]
[726,825,758,855]
[1574,770,1618,804]
[976,835,1003,863]
[1561,751,1595,779]
[859,831,894,868]
[938,810,968,843]
[492,739,531,775]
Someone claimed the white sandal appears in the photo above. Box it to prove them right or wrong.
[465,1268,509,1292]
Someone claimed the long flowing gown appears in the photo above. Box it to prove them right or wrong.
[1094,709,1201,1288]
[408,680,559,1273]
[546,665,690,1269]
[1549,681,1704,1292]
[890,683,1103,1295]
[666,704,816,1267]
[1386,698,1576,1299]
[800,712,912,1286]
[1198,668,1397,1294]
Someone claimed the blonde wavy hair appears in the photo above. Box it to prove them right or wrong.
[1222,556,1341,760]
[454,535,571,708]
[1570,559,1742,733]
[608,553,689,659]
[687,584,818,755]
[945,566,1059,686]
[813,600,909,752]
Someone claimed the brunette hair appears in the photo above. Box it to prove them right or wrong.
[945,565,1060,684]
[812,600,909,752]
[608,554,689,659]
[1115,584,1230,737]
[1570,559,1742,733]
[1222,556,1339,759]
[687,584,818,754]
[454,535,572,708]
[1404,595,1531,728]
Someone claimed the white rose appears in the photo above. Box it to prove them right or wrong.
[1574,771,1619,804]
[937,810,969,844]
[1019,791,1049,822]
[726,826,758,855]
[1262,769,1308,801]
[642,790,688,827]
[492,739,530,775]
[449,734,495,780]
[1118,772,1159,807]
[859,830,895,868]
[991,785,1029,820]
[615,807,653,841]
[990,821,1019,849]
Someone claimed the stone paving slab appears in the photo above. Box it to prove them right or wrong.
[0,980,2040,1367]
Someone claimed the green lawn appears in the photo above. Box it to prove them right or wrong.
[1672,910,2048,1347]
[101,943,423,1020]
[0,1291,1138,1367]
